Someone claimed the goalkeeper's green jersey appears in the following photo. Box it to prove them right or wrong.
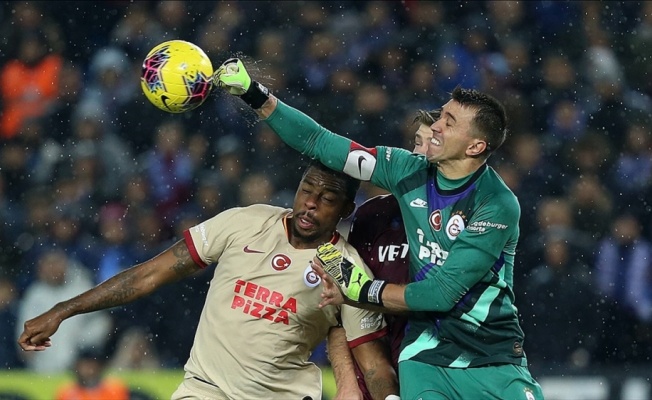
[266,100,527,368]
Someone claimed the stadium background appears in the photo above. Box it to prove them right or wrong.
[0,1,651,399]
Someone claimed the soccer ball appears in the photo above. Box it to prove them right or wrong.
[140,40,214,113]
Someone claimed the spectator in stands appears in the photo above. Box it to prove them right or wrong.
[519,233,604,372]
[128,207,169,263]
[0,170,24,241]
[250,124,307,194]
[0,31,63,138]
[505,133,565,240]
[340,82,403,147]
[63,103,135,202]
[521,197,594,275]
[0,2,65,61]
[542,98,588,159]
[108,327,161,371]
[82,46,138,121]
[209,134,248,209]
[0,139,34,202]
[35,208,99,275]
[45,60,85,144]
[237,171,278,207]
[188,175,227,223]
[530,52,584,132]
[595,213,652,363]
[109,2,165,59]
[9,118,62,188]
[155,1,195,42]
[486,1,532,47]
[0,275,22,369]
[95,203,135,284]
[140,120,194,225]
[606,122,652,216]
[16,248,111,373]
[627,1,652,97]
[567,174,614,241]
[55,348,129,400]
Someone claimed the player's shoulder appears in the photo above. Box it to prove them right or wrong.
[197,204,290,244]
[242,203,289,215]
[213,204,290,227]
[482,166,517,196]
[480,166,521,215]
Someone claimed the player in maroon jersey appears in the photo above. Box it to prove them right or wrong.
[329,109,440,399]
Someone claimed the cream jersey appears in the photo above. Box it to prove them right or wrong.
[182,204,387,399]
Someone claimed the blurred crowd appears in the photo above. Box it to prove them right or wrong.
[0,0,651,379]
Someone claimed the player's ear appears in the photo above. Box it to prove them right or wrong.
[467,139,487,157]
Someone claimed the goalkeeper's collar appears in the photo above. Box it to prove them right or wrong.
[283,213,341,245]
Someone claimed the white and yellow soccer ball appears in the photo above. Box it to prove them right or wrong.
[140,40,214,113]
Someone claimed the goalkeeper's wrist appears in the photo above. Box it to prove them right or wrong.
[358,280,387,306]
[240,80,270,109]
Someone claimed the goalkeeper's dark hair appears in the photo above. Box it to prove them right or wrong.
[451,85,507,158]
[302,161,360,202]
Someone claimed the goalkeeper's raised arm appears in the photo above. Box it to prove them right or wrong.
[216,58,364,179]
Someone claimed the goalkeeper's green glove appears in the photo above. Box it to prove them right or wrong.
[316,243,387,305]
[215,58,270,109]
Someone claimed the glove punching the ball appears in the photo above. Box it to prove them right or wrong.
[215,58,271,109]
[316,243,386,306]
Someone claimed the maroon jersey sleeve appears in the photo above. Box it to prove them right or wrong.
[347,194,411,399]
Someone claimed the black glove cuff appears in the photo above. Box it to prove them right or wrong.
[359,280,386,306]
[240,80,270,109]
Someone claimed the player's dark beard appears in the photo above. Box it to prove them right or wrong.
[291,224,319,243]
[291,213,321,243]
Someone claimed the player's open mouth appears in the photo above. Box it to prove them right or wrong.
[298,217,315,229]
[430,137,441,146]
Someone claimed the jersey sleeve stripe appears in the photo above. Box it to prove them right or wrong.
[348,326,388,349]
[183,229,208,269]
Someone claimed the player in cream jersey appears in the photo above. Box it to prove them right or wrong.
[183,204,387,398]
[18,161,398,400]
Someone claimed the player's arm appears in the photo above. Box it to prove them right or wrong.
[327,326,363,400]
[216,58,356,173]
[18,240,201,351]
[313,240,498,313]
[312,256,409,313]
[350,337,399,400]
[315,196,519,312]
[315,241,507,312]
[328,326,399,400]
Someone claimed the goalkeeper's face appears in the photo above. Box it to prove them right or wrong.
[290,167,355,247]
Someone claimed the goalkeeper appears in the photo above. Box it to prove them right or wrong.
[217,59,545,399]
